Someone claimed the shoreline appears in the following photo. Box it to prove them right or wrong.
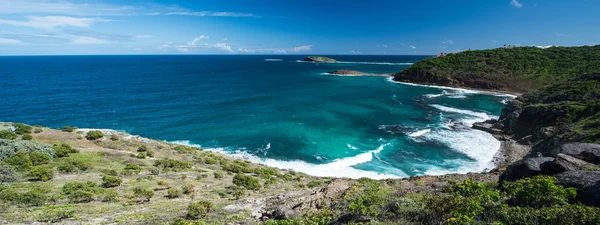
[387,76,522,97]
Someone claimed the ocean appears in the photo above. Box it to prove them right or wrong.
[0,55,512,179]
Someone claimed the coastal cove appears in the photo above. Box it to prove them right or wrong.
[0,55,513,179]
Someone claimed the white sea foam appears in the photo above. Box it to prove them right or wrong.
[408,129,431,137]
[386,77,517,98]
[347,144,358,150]
[170,140,403,179]
[264,59,283,61]
[430,104,496,124]
[295,60,413,66]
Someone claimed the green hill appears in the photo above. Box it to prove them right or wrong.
[393,45,600,93]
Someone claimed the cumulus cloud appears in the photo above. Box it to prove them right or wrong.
[292,45,313,52]
[0,37,22,44]
[0,16,109,29]
[510,0,523,8]
[135,35,153,39]
[409,45,416,49]
[441,39,454,44]
[70,36,108,45]
[187,35,209,46]
[214,42,234,53]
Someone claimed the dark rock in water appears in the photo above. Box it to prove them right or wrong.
[327,70,365,75]
[378,125,414,135]
[556,170,600,206]
[473,122,503,134]
[552,153,594,173]
[500,157,554,182]
[553,143,600,164]
[303,56,336,63]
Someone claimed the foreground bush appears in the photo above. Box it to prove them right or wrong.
[35,205,75,223]
[132,187,154,203]
[0,130,17,140]
[187,200,213,219]
[12,123,32,135]
[21,134,33,140]
[232,174,261,190]
[503,175,576,208]
[102,175,122,188]
[0,188,48,206]
[29,165,54,181]
[61,126,75,132]
[154,159,191,171]
[53,143,79,158]
[85,130,104,140]
[0,165,18,183]
[0,139,55,161]
[62,181,98,203]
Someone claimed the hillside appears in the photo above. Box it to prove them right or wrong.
[393,45,600,93]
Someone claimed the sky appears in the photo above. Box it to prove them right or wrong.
[0,0,599,55]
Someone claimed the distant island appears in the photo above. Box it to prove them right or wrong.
[303,56,336,63]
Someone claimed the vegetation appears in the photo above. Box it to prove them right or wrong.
[187,200,213,219]
[0,131,17,140]
[61,126,76,132]
[101,175,122,188]
[394,45,600,92]
[85,130,104,140]
[53,143,79,158]
[12,123,32,135]
[21,134,33,140]
[232,174,261,190]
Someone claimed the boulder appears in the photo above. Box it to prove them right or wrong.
[473,122,503,135]
[500,157,554,182]
[554,143,600,163]
[556,170,600,206]
[552,153,594,173]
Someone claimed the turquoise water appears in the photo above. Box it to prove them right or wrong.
[0,55,512,178]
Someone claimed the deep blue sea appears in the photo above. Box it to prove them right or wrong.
[0,55,513,179]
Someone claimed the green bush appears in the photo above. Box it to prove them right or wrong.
[29,152,50,166]
[0,130,17,140]
[102,175,122,188]
[12,123,32,135]
[233,189,245,199]
[101,169,119,176]
[61,126,75,132]
[29,165,54,181]
[344,179,390,218]
[255,167,279,179]
[1,188,49,206]
[503,175,576,208]
[204,157,217,165]
[35,205,75,223]
[33,127,43,133]
[110,134,119,141]
[213,171,224,179]
[85,130,104,140]
[171,219,206,225]
[167,186,182,199]
[146,150,155,157]
[3,151,33,170]
[174,145,200,154]
[136,152,147,159]
[62,181,98,203]
[138,145,148,152]
[65,158,91,171]
[232,174,261,190]
[132,186,154,203]
[101,190,118,202]
[154,159,191,171]
[123,163,142,175]
[0,139,55,161]
[57,162,77,174]
[0,165,18,183]
[53,143,78,158]
[187,200,213,219]
[21,134,33,140]
[182,183,194,195]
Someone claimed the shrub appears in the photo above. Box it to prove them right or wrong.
[57,162,77,174]
[187,200,213,219]
[21,134,33,140]
[85,130,104,140]
[138,145,148,152]
[62,181,98,203]
[204,157,217,165]
[503,175,576,208]
[0,166,18,183]
[232,174,261,190]
[0,139,55,161]
[167,186,182,199]
[102,175,122,188]
[12,123,32,135]
[101,190,118,202]
[100,169,118,176]
[15,188,48,206]
[255,167,279,179]
[154,159,191,171]
[3,151,33,170]
[213,171,224,179]
[61,126,75,132]
[30,165,54,182]
[171,219,206,225]
[53,143,78,158]
[35,205,75,223]
[110,134,119,141]
[69,190,95,203]
[29,152,50,166]
[33,127,43,133]
[345,180,390,218]
[174,145,200,154]
[123,163,142,175]
[0,130,17,140]
[146,150,155,157]
[233,189,245,199]
[307,180,323,188]
[136,152,147,159]
[150,167,160,175]
[66,158,91,171]
[182,183,194,195]
[132,187,154,203]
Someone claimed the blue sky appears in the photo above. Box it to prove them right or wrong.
[0,0,598,55]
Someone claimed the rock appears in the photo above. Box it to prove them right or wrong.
[500,157,554,182]
[473,122,503,135]
[327,70,365,75]
[303,56,336,63]
[554,143,600,163]
[556,170,600,206]
[552,153,594,173]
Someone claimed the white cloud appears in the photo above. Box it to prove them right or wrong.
[510,0,523,8]
[165,11,255,17]
[376,45,388,48]
[188,35,209,46]
[237,48,255,53]
[535,45,555,49]
[70,36,108,45]
[349,50,361,54]
[214,43,234,53]
[0,16,107,29]
[292,45,312,52]
[409,45,416,49]
[441,39,454,44]
[0,37,22,44]
[135,35,153,39]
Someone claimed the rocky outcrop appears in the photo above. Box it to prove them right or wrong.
[303,56,336,63]
[554,143,600,163]
[551,153,594,173]
[500,157,554,182]
[556,171,600,206]
[327,70,365,75]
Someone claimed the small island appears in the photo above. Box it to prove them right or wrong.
[327,70,365,75]
[303,56,336,63]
